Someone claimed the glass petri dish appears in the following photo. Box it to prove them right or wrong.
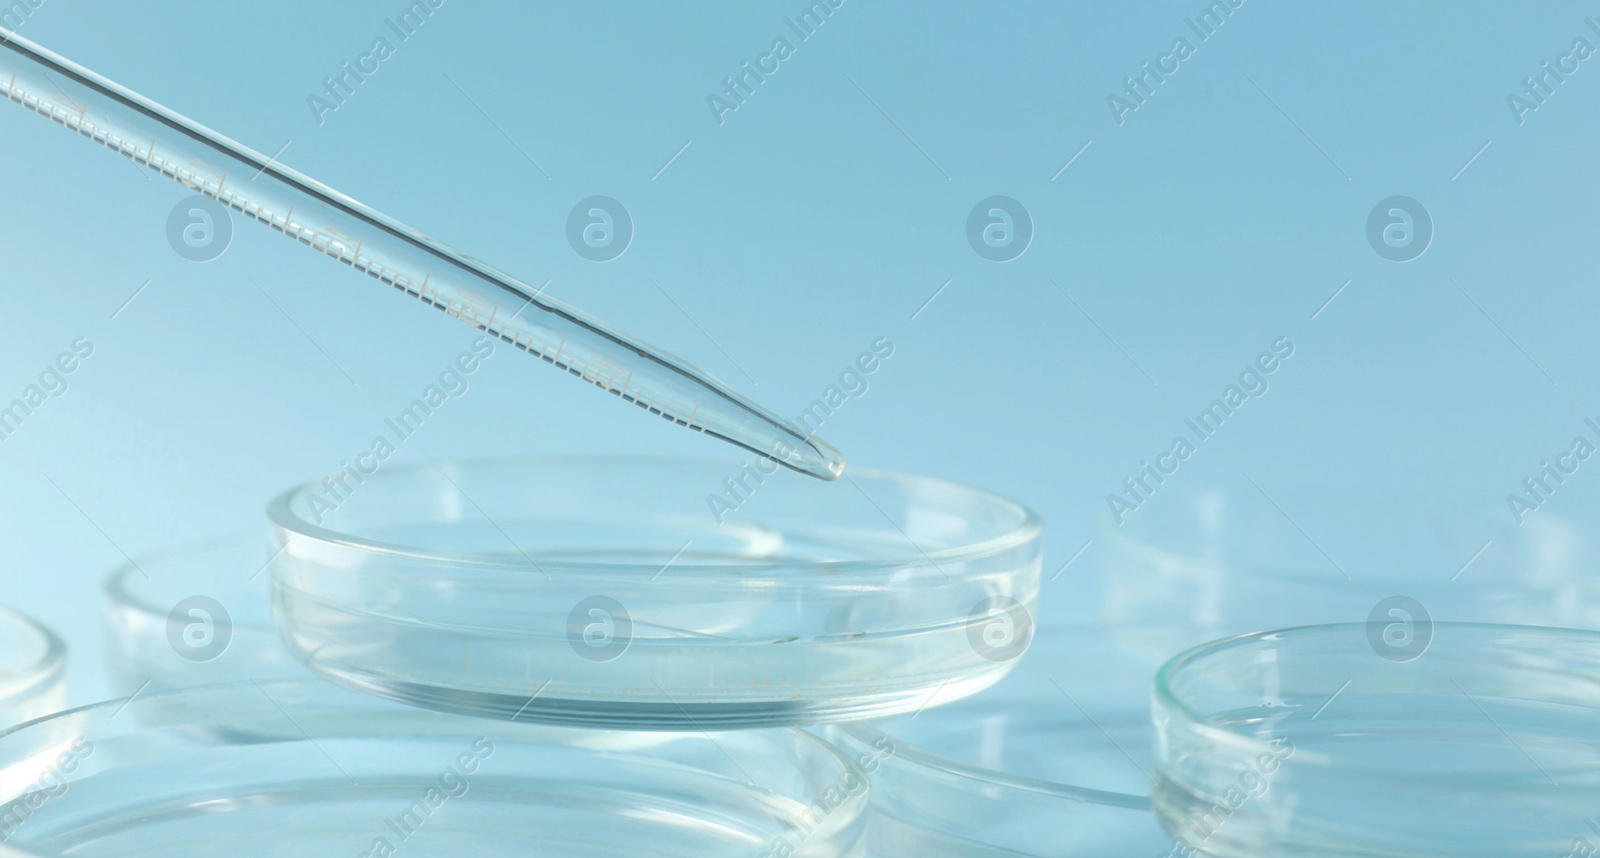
[0,679,867,857]
[0,606,64,731]
[266,457,1042,729]
[1153,622,1600,858]
[102,536,308,694]
[1097,482,1600,656]
[825,625,1176,855]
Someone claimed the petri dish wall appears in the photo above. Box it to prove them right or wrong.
[1096,483,1600,660]
[102,536,307,694]
[1153,622,1600,858]
[826,624,1177,855]
[0,606,64,732]
[266,457,1042,729]
[0,679,867,857]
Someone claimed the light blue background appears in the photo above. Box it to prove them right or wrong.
[3,0,1600,705]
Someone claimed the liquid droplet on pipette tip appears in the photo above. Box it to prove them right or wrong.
[795,435,846,481]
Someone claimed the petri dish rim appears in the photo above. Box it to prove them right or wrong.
[264,455,1043,580]
[0,606,65,710]
[0,686,107,743]
[266,457,1044,728]
[101,534,256,622]
[835,721,1149,811]
[1153,620,1600,780]
[100,534,310,695]
[0,679,871,857]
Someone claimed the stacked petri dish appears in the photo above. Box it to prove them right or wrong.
[0,680,867,856]
[1096,483,1600,640]
[1154,622,1600,857]
[0,606,65,733]
[1101,485,1600,856]
[35,465,1600,853]
[25,456,1045,856]
[826,624,1173,854]
[814,482,1600,854]
[262,458,1044,730]
[102,536,308,694]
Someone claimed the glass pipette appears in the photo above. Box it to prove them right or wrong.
[0,29,845,481]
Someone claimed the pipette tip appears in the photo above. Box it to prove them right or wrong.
[792,435,846,482]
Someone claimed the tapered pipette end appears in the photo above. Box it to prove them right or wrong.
[783,435,846,481]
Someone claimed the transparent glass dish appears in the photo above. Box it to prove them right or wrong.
[1153,622,1600,858]
[102,536,308,694]
[825,626,1175,855]
[266,457,1042,729]
[0,606,64,732]
[1097,482,1600,658]
[0,679,867,857]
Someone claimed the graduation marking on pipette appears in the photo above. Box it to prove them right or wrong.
[0,29,845,480]
[3,73,697,429]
